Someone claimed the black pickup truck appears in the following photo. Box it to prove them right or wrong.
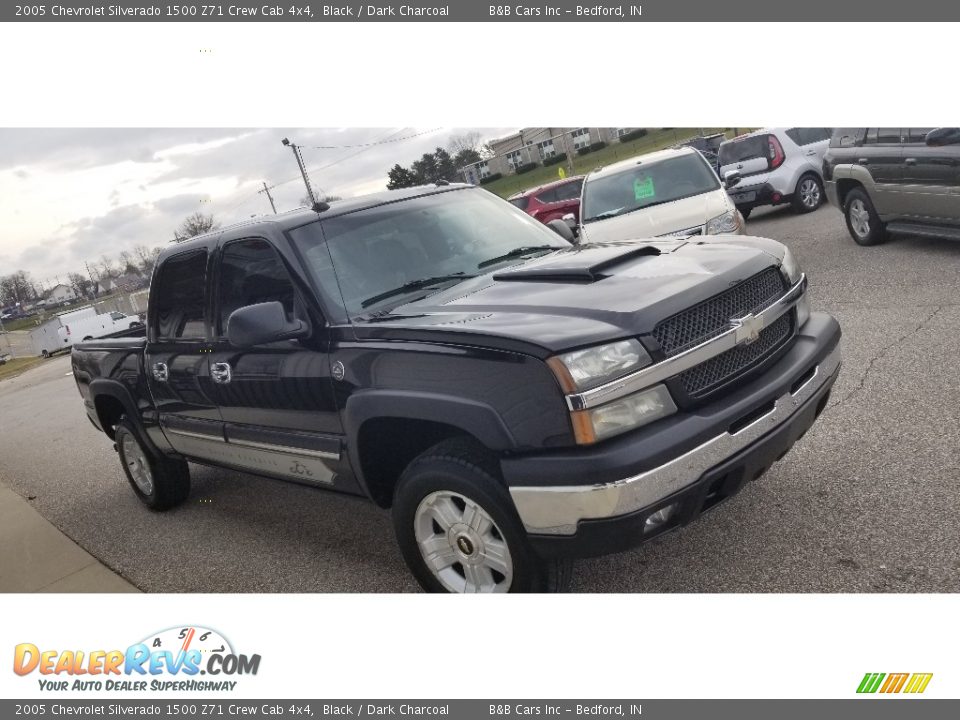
[72,184,841,593]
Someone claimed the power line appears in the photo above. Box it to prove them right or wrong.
[305,128,442,150]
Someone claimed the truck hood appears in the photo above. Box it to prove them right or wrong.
[578,188,732,243]
[351,236,787,357]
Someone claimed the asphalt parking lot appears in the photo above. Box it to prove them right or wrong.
[1,203,959,593]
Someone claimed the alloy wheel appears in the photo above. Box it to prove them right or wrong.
[122,433,154,496]
[799,178,821,209]
[849,198,871,238]
[414,490,513,593]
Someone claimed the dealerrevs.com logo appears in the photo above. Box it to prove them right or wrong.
[13,626,261,693]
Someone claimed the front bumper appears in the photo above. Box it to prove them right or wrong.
[505,313,841,558]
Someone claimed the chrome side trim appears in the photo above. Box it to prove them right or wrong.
[567,274,807,411]
[511,342,840,536]
[228,437,340,461]
[164,427,224,442]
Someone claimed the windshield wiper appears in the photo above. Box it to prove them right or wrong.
[583,208,625,222]
[477,245,562,269]
[360,273,474,309]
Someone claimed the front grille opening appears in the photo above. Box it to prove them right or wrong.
[790,365,818,395]
[653,267,786,357]
[729,400,776,435]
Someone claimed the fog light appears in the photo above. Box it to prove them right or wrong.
[643,503,677,533]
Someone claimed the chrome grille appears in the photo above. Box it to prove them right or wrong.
[653,268,787,356]
[652,267,792,399]
[676,313,793,397]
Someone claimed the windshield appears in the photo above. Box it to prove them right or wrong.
[581,152,720,223]
[292,188,569,316]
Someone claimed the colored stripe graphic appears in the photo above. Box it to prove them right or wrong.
[857,672,932,694]
[904,673,933,694]
[857,673,885,693]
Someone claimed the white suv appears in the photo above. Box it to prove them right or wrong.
[718,128,832,218]
[575,146,745,242]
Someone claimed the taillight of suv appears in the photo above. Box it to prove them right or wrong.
[768,135,785,170]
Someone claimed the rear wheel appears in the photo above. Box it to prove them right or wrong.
[844,187,887,246]
[392,438,572,593]
[792,173,823,213]
[115,416,190,510]
[739,206,752,220]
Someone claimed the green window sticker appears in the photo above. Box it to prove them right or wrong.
[634,176,655,200]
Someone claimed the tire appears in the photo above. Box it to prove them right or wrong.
[792,173,824,213]
[41,350,49,359]
[843,187,887,246]
[392,437,572,593]
[114,416,190,510]
[82,336,93,341]
[738,206,752,220]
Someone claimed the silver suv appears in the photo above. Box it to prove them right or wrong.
[823,128,960,246]
[718,128,832,218]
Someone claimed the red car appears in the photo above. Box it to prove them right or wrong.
[507,176,584,225]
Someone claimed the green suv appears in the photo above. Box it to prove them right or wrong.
[823,128,960,246]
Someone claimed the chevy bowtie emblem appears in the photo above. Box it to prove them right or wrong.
[730,313,763,345]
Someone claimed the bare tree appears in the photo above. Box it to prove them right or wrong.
[447,131,484,157]
[133,244,160,275]
[118,250,139,276]
[173,212,220,243]
[97,254,118,280]
[0,271,37,305]
[67,272,93,299]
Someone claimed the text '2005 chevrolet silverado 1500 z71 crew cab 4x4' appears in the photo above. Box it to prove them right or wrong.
[71,183,841,593]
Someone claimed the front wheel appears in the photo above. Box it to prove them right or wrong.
[792,174,824,213]
[738,206,752,220]
[115,417,190,510]
[392,438,572,593]
[844,187,887,246]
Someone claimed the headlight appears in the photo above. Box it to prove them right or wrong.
[781,247,803,285]
[705,209,743,235]
[780,247,810,327]
[571,385,677,444]
[548,339,651,392]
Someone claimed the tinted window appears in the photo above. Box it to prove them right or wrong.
[830,128,863,148]
[582,152,721,223]
[866,128,900,144]
[553,179,583,201]
[508,196,530,211]
[907,128,936,144]
[719,135,767,165]
[153,250,207,340]
[536,187,560,203]
[218,238,295,335]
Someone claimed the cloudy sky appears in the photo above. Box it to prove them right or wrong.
[0,127,517,287]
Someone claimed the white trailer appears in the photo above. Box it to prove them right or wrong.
[29,307,142,357]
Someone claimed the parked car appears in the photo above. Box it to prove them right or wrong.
[575,146,745,242]
[718,128,833,218]
[30,306,142,358]
[72,184,841,593]
[508,176,584,226]
[823,128,960,246]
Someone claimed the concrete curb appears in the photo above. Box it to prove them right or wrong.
[0,486,139,593]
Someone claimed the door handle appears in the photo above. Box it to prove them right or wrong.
[904,157,917,166]
[210,362,232,384]
[152,362,169,382]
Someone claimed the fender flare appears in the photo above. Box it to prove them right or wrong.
[343,390,517,487]
[88,378,163,454]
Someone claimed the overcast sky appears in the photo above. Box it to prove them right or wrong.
[0,127,517,287]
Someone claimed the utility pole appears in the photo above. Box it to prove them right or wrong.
[258,181,278,214]
[281,137,323,209]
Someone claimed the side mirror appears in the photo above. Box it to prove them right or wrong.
[227,301,307,348]
[723,170,742,189]
[925,127,960,147]
[546,218,576,244]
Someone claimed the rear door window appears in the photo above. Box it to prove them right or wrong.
[866,128,901,145]
[830,128,863,148]
[906,128,935,144]
[152,250,208,340]
[553,179,583,201]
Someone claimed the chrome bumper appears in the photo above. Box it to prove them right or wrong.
[509,343,842,536]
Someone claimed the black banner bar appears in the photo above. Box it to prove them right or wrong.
[3,1,957,22]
